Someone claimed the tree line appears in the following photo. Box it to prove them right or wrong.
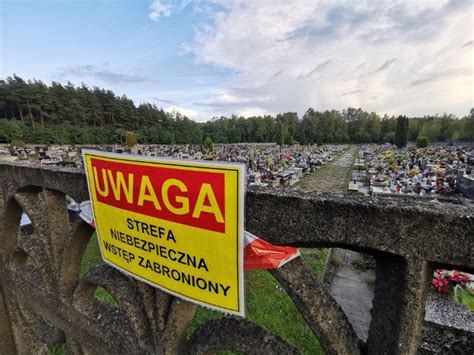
[0,75,473,145]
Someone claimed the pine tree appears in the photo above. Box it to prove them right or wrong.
[203,136,214,151]
[394,115,409,148]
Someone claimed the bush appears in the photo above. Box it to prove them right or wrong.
[10,138,25,148]
[352,254,376,271]
[383,132,395,144]
[416,136,428,148]
[284,135,294,145]
[125,131,138,147]
[203,136,213,151]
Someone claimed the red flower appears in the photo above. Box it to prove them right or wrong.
[449,270,462,283]
[432,276,449,293]
[460,274,472,285]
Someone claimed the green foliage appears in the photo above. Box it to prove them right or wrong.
[416,136,428,148]
[48,343,66,355]
[95,287,118,307]
[453,285,474,311]
[451,131,461,142]
[316,135,323,146]
[125,131,138,147]
[10,137,25,148]
[383,132,395,143]
[394,115,409,148]
[189,270,323,354]
[0,76,472,145]
[330,252,342,267]
[352,255,376,271]
[300,248,328,276]
[203,136,214,151]
[284,135,294,145]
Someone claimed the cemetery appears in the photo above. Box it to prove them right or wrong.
[1,0,472,351]
[349,143,474,200]
[0,141,472,354]
[0,143,346,189]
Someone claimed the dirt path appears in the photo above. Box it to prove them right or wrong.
[293,147,355,192]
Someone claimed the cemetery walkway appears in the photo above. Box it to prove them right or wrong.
[294,147,355,192]
[293,146,375,342]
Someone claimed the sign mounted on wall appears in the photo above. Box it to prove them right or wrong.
[82,150,245,316]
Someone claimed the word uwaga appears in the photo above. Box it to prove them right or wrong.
[102,217,231,297]
[92,163,225,229]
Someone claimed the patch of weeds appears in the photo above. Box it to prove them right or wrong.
[301,248,328,276]
[330,252,342,268]
[352,255,376,271]
[48,343,66,355]
[367,276,376,286]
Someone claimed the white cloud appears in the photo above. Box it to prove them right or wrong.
[149,1,173,22]
[214,90,248,104]
[238,107,268,117]
[184,0,474,117]
[165,105,199,118]
[149,0,193,22]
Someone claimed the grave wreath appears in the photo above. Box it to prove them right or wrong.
[432,269,474,311]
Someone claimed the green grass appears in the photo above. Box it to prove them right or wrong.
[294,147,357,193]
[189,248,328,354]
[80,232,103,277]
[301,248,328,277]
[47,343,65,355]
[189,269,324,354]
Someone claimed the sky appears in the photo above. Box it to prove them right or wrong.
[0,0,473,121]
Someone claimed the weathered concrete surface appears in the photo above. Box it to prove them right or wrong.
[245,188,472,354]
[326,250,375,342]
[271,257,362,354]
[0,161,473,354]
[0,286,15,353]
[425,292,474,333]
[185,317,298,354]
[245,188,473,270]
[421,292,474,353]
[0,161,89,202]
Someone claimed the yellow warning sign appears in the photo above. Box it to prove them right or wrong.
[82,150,245,316]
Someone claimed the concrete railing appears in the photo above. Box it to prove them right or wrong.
[0,162,472,354]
